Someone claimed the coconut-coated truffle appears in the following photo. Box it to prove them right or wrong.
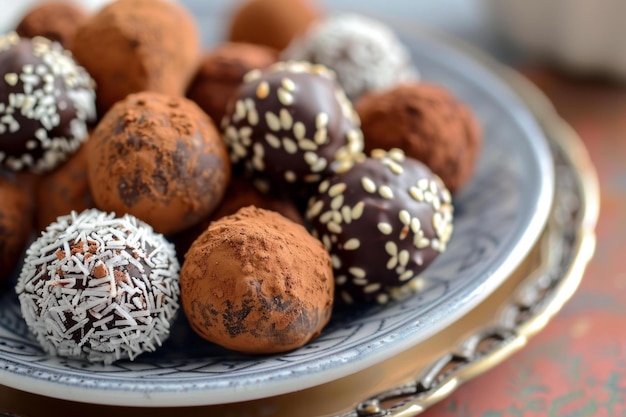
[16,1,88,48]
[228,0,321,51]
[222,60,364,193]
[283,13,417,100]
[306,148,454,305]
[356,82,482,193]
[86,92,231,235]
[0,32,96,173]
[187,42,278,125]
[71,0,200,115]
[181,206,334,354]
[0,177,33,283]
[16,209,181,364]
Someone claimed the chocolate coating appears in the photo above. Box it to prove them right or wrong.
[222,61,364,193]
[0,177,33,283]
[181,206,333,354]
[0,33,96,173]
[356,82,482,193]
[306,149,454,304]
[86,92,231,235]
[16,1,88,48]
[16,209,180,364]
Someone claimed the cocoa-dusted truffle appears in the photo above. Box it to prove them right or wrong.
[306,148,454,305]
[86,91,231,235]
[71,0,200,115]
[222,61,364,193]
[181,206,333,354]
[16,209,180,364]
[35,142,93,231]
[0,32,96,173]
[187,42,278,125]
[283,13,417,100]
[228,0,321,51]
[0,177,33,283]
[356,83,482,193]
[16,1,88,48]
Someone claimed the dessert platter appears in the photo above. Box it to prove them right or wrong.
[0,0,597,415]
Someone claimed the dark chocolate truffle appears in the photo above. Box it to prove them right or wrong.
[86,91,231,235]
[71,0,200,115]
[187,42,278,125]
[221,60,364,193]
[16,209,180,364]
[0,32,96,173]
[181,206,334,354]
[16,1,88,48]
[283,13,417,99]
[228,0,321,51]
[306,148,454,305]
[0,177,33,283]
[356,82,482,193]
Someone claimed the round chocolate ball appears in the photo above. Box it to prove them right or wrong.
[283,13,417,100]
[16,1,88,48]
[306,148,454,305]
[16,209,180,364]
[0,32,96,173]
[222,60,364,192]
[0,176,33,283]
[86,91,231,236]
[181,206,334,354]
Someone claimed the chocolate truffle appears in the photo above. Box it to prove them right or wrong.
[16,1,88,48]
[71,0,200,115]
[87,92,231,236]
[35,142,94,231]
[306,148,454,305]
[228,0,321,51]
[283,13,417,100]
[181,206,333,354]
[0,32,96,173]
[0,177,33,283]
[187,42,278,125]
[356,83,482,193]
[16,209,180,364]
[222,61,364,193]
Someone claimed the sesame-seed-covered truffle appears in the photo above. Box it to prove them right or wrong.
[187,42,278,125]
[181,206,333,354]
[0,177,34,283]
[71,0,200,115]
[16,209,180,364]
[87,91,231,236]
[306,149,454,305]
[356,82,482,193]
[283,13,417,100]
[16,0,89,48]
[222,60,364,193]
[0,32,96,173]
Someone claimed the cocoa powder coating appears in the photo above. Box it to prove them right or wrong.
[86,91,231,235]
[180,206,334,354]
[0,177,33,282]
[356,82,482,193]
[16,1,88,48]
[71,0,200,115]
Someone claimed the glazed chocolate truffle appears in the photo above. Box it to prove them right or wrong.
[356,83,482,193]
[16,209,180,364]
[87,91,231,235]
[16,1,88,48]
[0,177,33,283]
[35,142,94,231]
[0,32,96,173]
[71,0,200,115]
[306,148,454,305]
[187,42,278,125]
[222,61,364,193]
[228,0,321,51]
[283,14,417,99]
[181,206,333,354]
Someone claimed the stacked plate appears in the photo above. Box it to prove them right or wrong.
[0,20,598,417]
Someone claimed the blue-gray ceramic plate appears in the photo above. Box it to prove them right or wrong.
[0,24,553,406]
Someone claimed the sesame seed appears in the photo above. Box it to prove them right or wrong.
[370,148,386,159]
[332,211,342,224]
[336,275,347,285]
[234,100,246,120]
[376,293,389,305]
[341,291,354,305]
[399,270,414,282]
[314,128,327,145]
[281,77,296,92]
[4,73,18,86]
[316,112,329,129]
[265,133,281,148]
[361,177,376,193]
[379,185,394,199]
[330,195,344,210]
[385,241,398,256]
[304,151,318,165]
[256,81,270,99]
[343,239,360,250]
[349,267,366,278]
[388,148,405,162]
[410,218,421,233]
[331,254,342,269]
[318,180,330,193]
[387,160,404,175]
[328,183,347,197]
[364,283,381,294]
[243,69,262,83]
[399,210,411,225]
[310,157,327,172]
[277,88,294,106]
[319,211,333,224]
[334,160,353,174]
[279,108,293,130]
[248,109,259,126]
[386,256,398,270]
[377,222,393,235]
[351,202,365,219]
[232,142,247,158]
[293,121,306,140]
[417,178,429,190]
[409,186,424,202]
[416,237,430,249]
[282,137,298,154]
[265,112,281,131]
[299,139,317,150]
[398,250,409,267]
[341,206,352,224]
[284,170,296,182]
[307,200,324,218]
[353,277,368,286]
[327,221,342,234]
